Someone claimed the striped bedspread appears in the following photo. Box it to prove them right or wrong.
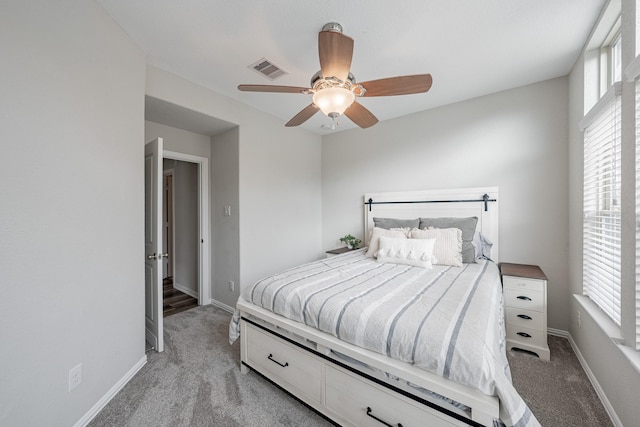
[230,249,539,427]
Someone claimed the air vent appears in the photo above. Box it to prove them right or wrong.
[248,58,287,80]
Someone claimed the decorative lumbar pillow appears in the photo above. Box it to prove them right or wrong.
[365,227,408,258]
[410,228,463,267]
[376,236,436,269]
[373,217,420,230]
[418,217,478,263]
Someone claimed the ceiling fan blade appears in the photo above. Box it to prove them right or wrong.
[285,104,319,127]
[344,102,379,129]
[360,74,433,97]
[238,84,310,94]
[318,30,354,82]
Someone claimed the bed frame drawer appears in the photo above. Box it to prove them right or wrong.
[325,365,465,427]
[245,323,323,403]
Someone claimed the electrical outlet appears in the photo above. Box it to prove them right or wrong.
[69,363,82,392]
[229,280,235,292]
[577,310,581,328]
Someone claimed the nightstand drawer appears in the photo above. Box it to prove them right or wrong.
[503,276,544,292]
[506,324,547,348]
[504,289,544,312]
[246,324,323,403]
[506,307,543,330]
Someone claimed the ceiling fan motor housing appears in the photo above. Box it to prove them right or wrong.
[310,70,356,86]
[321,22,343,33]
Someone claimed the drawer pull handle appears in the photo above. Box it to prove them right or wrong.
[517,332,532,338]
[517,314,532,320]
[267,353,288,368]
[516,296,532,301]
[366,407,403,427]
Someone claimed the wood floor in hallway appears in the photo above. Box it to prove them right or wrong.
[163,277,198,317]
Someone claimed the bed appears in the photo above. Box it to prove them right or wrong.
[229,187,540,427]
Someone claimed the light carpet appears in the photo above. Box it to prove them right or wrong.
[89,305,611,427]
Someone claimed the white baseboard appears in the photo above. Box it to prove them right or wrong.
[173,281,198,299]
[547,327,568,338]
[73,354,147,427]
[547,329,622,427]
[210,298,235,314]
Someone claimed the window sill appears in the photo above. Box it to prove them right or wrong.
[574,294,640,374]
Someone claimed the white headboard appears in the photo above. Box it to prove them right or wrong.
[363,187,499,262]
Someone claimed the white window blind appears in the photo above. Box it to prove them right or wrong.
[636,78,640,350]
[580,82,622,327]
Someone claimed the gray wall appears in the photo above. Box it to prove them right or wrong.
[212,127,241,308]
[0,1,146,425]
[322,77,570,330]
[146,120,212,158]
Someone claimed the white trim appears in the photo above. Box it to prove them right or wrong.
[73,355,147,427]
[173,281,198,299]
[583,0,621,52]
[163,150,211,305]
[547,327,569,338]
[211,298,235,314]
[579,81,622,131]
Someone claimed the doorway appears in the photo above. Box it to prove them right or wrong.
[162,159,198,317]
[145,147,210,352]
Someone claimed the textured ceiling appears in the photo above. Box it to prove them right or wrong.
[98,0,605,135]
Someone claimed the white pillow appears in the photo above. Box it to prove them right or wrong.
[410,227,463,267]
[365,227,408,258]
[376,236,436,269]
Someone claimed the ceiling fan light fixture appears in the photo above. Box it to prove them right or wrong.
[312,86,355,117]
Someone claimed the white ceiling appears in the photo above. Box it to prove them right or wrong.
[98,0,605,135]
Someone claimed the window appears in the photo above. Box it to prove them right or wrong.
[600,18,622,96]
[636,78,640,350]
[628,23,640,351]
[580,82,622,326]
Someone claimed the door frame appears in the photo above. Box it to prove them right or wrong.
[163,169,175,279]
[163,150,211,305]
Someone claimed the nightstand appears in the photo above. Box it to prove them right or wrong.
[325,247,352,258]
[501,263,550,361]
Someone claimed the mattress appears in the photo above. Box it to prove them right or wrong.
[230,249,539,427]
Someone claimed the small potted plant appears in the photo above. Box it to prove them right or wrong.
[339,234,362,250]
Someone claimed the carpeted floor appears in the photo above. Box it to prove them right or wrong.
[508,336,612,427]
[89,305,612,427]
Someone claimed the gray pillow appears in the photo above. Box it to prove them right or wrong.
[373,217,420,230]
[418,217,478,263]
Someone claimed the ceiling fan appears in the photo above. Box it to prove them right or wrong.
[238,22,433,129]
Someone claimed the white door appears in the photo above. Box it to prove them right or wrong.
[145,138,164,352]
